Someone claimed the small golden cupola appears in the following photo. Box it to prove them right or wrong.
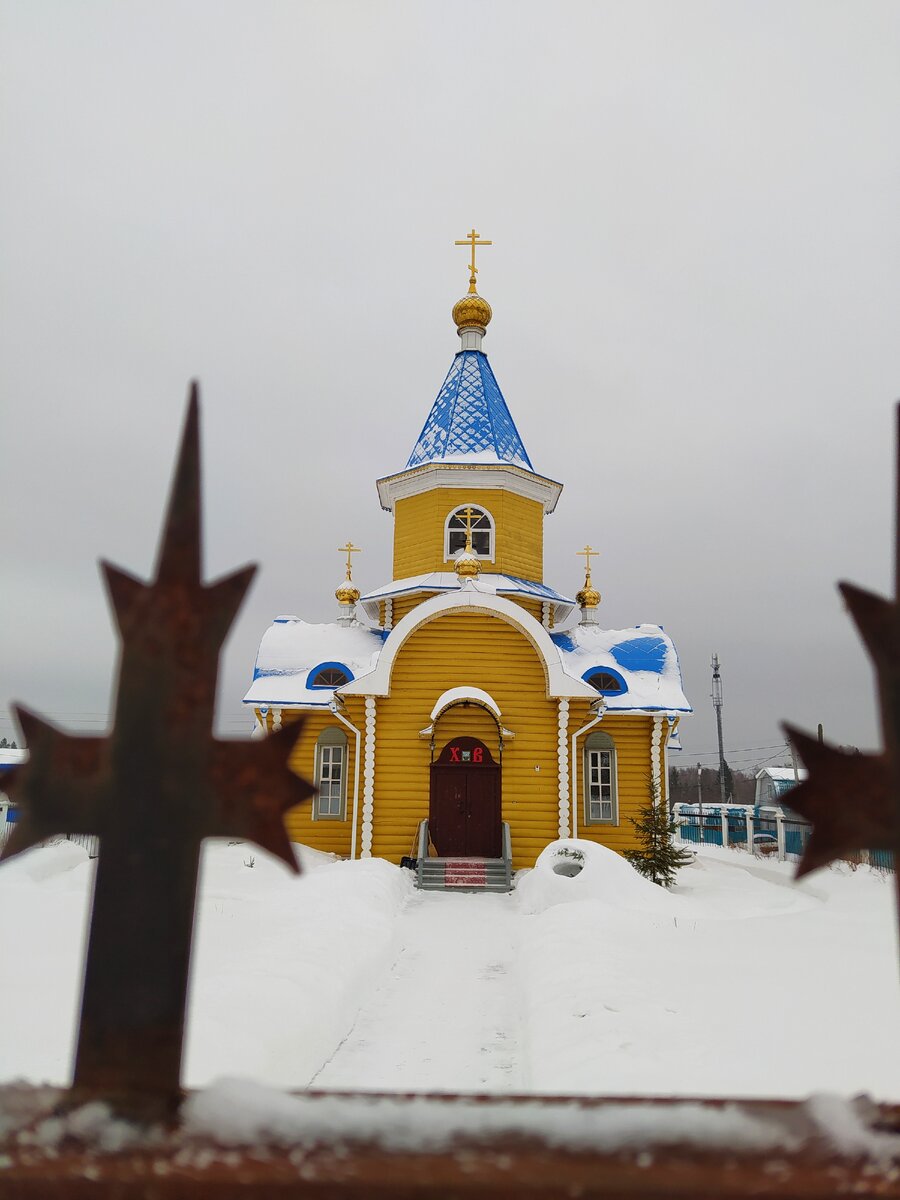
[335,541,361,624]
[454,506,482,580]
[576,544,601,625]
[452,227,493,350]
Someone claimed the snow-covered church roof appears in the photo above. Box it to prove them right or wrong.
[243,619,386,707]
[244,613,690,716]
[405,351,533,470]
[550,624,691,714]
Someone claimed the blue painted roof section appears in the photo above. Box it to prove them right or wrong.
[406,351,534,470]
[610,636,668,673]
[550,633,577,653]
[501,576,573,603]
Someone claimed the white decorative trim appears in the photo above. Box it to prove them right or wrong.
[272,707,282,732]
[383,597,393,631]
[557,699,570,838]
[330,705,362,859]
[251,709,266,740]
[340,590,598,701]
[431,686,501,722]
[569,706,606,839]
[376,463,563,515]
[541,601,551,630]
[651,715,663,804]
[360,697,376,858]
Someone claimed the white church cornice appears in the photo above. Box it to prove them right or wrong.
[375,461,563,515]
[339,587,598,701]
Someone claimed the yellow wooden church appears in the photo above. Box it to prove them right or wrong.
[244,233,690,885]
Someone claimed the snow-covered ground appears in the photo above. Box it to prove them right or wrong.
[0,838,897,1099]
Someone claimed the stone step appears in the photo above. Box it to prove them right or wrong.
[416,856,512,893]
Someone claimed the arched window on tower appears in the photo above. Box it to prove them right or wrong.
[445,505,494,561]
[584,730,618,826]
[315,727,348,820]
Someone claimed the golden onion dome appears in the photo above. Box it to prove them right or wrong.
[335,580,361,606]
[576,576,601,608]
[452,291,492,333]
[454,549,481,579]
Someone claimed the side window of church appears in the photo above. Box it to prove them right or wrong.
[584,731,617,824]
[446,506,493,559]
[315,728,347,820]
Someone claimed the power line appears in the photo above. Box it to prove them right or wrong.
[674,742,788,758]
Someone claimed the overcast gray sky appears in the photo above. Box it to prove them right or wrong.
[2,1,899,777]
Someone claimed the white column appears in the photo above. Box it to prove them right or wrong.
[361,696,376,858]
[721,810,729,848]
[775,809,786,861]
[745,810,754,855]
[557,699,570,838]
[651,715,663,803]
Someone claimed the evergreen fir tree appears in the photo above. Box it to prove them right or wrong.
[624,777,692,888]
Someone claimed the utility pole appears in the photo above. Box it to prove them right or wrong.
[696,761,703,839]
[711,652,728,803]
[788,737,800,784]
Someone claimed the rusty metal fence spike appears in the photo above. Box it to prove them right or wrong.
[1,383,314,1118]
[784,401,900,969]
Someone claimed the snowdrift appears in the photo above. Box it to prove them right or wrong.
[515,838,678,915]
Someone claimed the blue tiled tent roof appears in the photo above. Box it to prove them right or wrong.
[406,351,533,470]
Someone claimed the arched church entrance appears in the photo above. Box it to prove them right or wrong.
[429,736,501,858]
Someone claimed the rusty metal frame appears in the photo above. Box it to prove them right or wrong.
[0,386,898,1195]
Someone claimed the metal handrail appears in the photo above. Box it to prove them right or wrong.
[502,821,512,889]
[416,818,429,888]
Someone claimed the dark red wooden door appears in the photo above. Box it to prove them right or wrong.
[429,737,501,858]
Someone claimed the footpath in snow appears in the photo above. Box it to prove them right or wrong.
[0,837,898,1100]
[311,891,523,1093]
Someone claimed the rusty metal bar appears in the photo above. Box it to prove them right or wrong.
[1,1089,898,1197]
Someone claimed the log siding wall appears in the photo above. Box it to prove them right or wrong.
[393,488,544,581]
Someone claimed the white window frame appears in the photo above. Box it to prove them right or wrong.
[315,728,348,820]
[444,504,495,563]
[584,732,618,825]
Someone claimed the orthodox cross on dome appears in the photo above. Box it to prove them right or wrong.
[338,540,361,581]
[0,384,314,1117]
[576,544,601,615]
[783,405,900,963]
[461,506,479,554]
[455,227,492,294]
[577,543,598,582]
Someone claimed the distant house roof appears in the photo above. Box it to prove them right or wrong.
[756,767,808,785]
[754,766,807,807]
[405,351,533,470]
